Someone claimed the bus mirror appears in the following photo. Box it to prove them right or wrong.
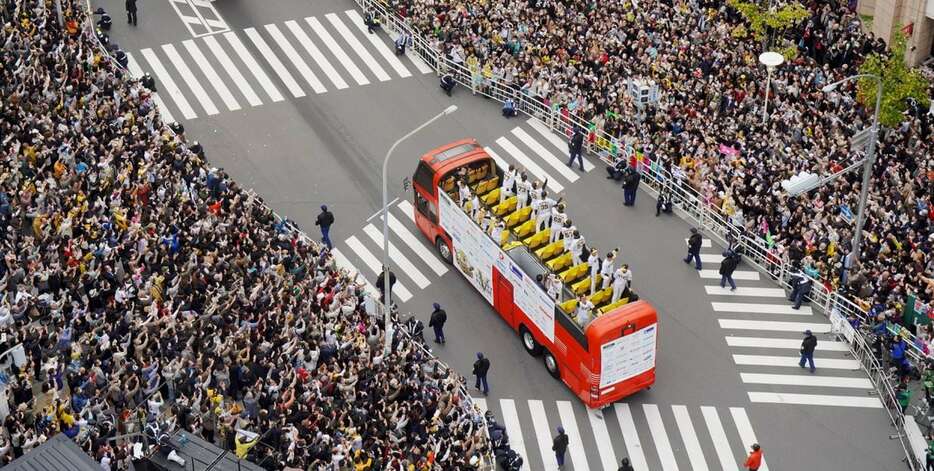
[402,177,411,191]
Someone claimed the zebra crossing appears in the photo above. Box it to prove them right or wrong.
[697,238,884,409]
[473,397,768,471]
[331,118,586,303]
[123,10,431,122]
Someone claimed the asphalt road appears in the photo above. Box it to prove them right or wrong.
[91,0,907,469]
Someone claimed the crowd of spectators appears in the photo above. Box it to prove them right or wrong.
[388,0,934,345]
[0,1,489,469]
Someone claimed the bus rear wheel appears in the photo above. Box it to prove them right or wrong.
[520,327,542,356]
[436,238,452,264]
[543,350,560,379]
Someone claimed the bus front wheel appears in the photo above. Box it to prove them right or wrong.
[520,327,542,356]
[436,238,452,264]
[543,350,560,379]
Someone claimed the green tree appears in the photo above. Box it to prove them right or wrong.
[857,31,931,128]
[726,0,809,43]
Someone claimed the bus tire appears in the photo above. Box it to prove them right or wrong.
[520,326,542,356]
[436,238,452,264]
[543,349,560,379]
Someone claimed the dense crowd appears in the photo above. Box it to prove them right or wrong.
[388,0,934,345]
[0,1,489,469]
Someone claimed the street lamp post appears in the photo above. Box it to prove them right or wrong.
[758,51,784,123]
[382,105,458,356]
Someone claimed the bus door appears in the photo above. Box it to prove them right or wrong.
[492,269,515,327]
[412,162,450,262]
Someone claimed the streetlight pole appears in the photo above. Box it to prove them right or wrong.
[758,52,784,123]
[382,105,458,356]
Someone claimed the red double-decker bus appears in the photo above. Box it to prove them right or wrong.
[410,139,657,408]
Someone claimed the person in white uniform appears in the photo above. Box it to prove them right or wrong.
[550,205,568,243]
[575,294,594,327]
[568,231,585,266]
[536,193,558,233]
[490,219,506,245]
[612,264,632,303]
[457,180,471,207]
[600,249,618,289]
[587,248,601,295]
[515,173,531,209]
[545,273,563,301]
[560,221,576,251]
[500,164,517,204]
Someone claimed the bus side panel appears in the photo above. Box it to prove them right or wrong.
[492,267,516,328]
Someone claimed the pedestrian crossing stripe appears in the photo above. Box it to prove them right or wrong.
[586,408,616,471]
[527,118,595,171]
[265,23,327,94]
[643,404,678,470]
[383,213,448,276]
[711,302,813,316]
[244,27,305,98]
[500,399,531,471]
[163,43,220,115]
[732,354,860,370]
[717,319,831,333]
[325,12,391,82]
[306,16,370,86]
[223,31,284,102]
[285,20,350,90]
[330,248,378,298]
[725,336,849,351]
[729,408,768,471]
[697,269,760,280]
[684,238,713,248]
[496,137,565,193]
[740,372,873,389]
[140,47,198,120]
[703,286,785,297]
[747,392,883,408]
[344,235,413,302]
[556,401,589,470]
[344,10,412,78]
[511,127,579,182]
[182,39,241,111]
[361,224,430,289]
[202,34,263,107]
[671,405,708,471]
[125,52,177,124]
[700,406,738,471]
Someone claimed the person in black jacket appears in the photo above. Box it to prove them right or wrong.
[375,267,396,304]
[622,169,641,206]
[799,329,817,373]
[606,158,627,181]
[428,303,447,344]
[472,352,490,395]
[125,0,137,26]
[552,426,569,469]
[656,187,673,216]
[566,129,585,170]
[719,250,740,291]
[684,228,703,270]
[314,205,334,249]
[618,457,634,471]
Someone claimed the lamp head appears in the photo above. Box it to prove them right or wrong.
[443,105,458,115]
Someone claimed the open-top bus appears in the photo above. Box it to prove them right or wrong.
[410,139,657,408]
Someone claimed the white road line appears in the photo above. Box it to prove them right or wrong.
[643,404,679,471]
[732,354,860,370]
[698,269,760,280]
[223,31,284,102]
[729,409,768,471]
[740,373,873,389]
[526,118,595,171]
[726,336,849,351]
[344,236,412,301]
[685,238,713,248]
[511,128,579,182]
[483,146,509,173]
[126,52,177,124]
[500,400,531,471]
[613,404,649,471]
[344,10,411,78]
[389,31,433,74]
[718,319,832,333]
[244,27,305,98]
[140,48,197,120]
[202,35,262,107]
[182,39,240,111]
[671,405,708,471]
[704,286,786,298]
[700,253,729,263]
[472,397,487,414]
[285,20,348,90]
[162,43,219,116]
[265,24,326,94]
[748,392,883,408]
[528,400,559,471]
[396,200,416,223]
[712,302,812,315]
[362,224,430,289]
[701,406,739,471]
[495,137,564,193]
[307,17,369,85]
[330,248,378,297]
[326,13,391,82]
[556,401,590,471]
[385,213,448,276]
[587,409,618,471]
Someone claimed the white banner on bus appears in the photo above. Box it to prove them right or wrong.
[599,323,657,389]
[438,191,496,303]
[495,256,555,342]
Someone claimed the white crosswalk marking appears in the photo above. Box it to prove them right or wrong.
[202,35,262,107]
[700,253,729,263]
[495,137,564,193]
[671,405,708,471]
[500,399,530,471]
[613,404,649,471]
[729,408,768,471]
[528,400,558,471]
[725,336,849,351]
[712,302,812,315]
[643,404,679,471]
[265,24,327,94]
[526,118,595,171]
[285,20,349,90]
[306,16,370,86]
[330,248,378,298]
[718,319,831,333]
[140,48,198,119]
[698,269,760,280]
[224,31,284,102]
[395,200,417,223]
[747,392,884,408]
[556,401,590,471]
[182,39,241,111]
[326,13,391,82]
[244,27,305,98]
[361,224,430,289]
[511,127,579,182]
[740,372,873,389]
[704,286,786,297]
[385,213,448,276]
[162,43,219,115]
[483,146,510,173]
[344,236,412,301]
[125,52,177,124]
[344,10,411,78]
[701,407,739,471]
[586,409,617,471]
[733,354,860,370]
